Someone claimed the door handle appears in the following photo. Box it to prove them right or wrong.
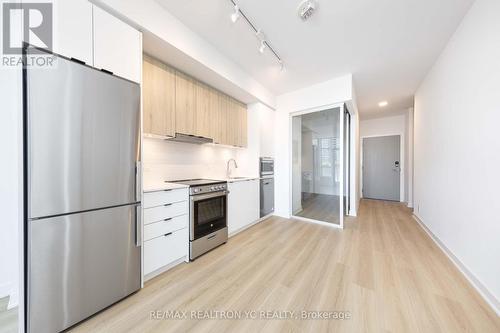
[136,161,142,203]
[135,205,142,247]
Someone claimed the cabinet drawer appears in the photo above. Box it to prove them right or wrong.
[144,228,188,275]
[144,201,188,224]
[144,214,188,241]
[143,188,188,208]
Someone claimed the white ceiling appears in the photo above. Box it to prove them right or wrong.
[155,0,473,116]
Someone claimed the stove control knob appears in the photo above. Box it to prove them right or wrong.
[210,186,215,191]
[193,188,199,193]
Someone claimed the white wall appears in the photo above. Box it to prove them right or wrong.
[414,0,500,313]
[0,4,23,313]
[405,108,414,207]
[0,68,22,311]
[360,113,408,202]
[274,75,354,218]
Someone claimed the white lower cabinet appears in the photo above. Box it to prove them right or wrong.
[144,228,188,275]
[143,188,189,278]
[227,180,260,235]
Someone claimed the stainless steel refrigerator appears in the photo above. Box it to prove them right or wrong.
[24,49,142,333]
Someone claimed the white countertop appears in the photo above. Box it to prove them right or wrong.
[143,176,261,192]
[143,179,189,193]
[223,177,260,183]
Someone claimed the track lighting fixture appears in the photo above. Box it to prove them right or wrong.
[230,5,240,23]
[259,41,267,54]
[228,0,284,71]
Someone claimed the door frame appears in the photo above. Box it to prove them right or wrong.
[288,102,345,229]
[360,134,405,202]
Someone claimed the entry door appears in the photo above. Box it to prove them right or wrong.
[363,135,400,201]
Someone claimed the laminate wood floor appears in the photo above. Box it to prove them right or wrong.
[295,193,340,225]
[71,200,500,333]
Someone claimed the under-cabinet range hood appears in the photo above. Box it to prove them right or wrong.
[167,133,213,144]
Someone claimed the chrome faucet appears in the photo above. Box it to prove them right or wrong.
[227,158,238,179]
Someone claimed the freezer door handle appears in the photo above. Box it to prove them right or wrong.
[135,205,142,247]
[136,161,142,203]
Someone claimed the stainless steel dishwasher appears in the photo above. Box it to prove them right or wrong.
[260,177,274,217]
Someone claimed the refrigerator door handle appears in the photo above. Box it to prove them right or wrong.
[136,161,142,203]
[135,205,142,247]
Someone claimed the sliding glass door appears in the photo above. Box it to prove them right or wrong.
[291,107,345,226]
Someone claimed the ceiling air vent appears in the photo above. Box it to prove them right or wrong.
[298,0,317,21]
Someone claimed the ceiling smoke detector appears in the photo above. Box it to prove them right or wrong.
[298,0,317,21]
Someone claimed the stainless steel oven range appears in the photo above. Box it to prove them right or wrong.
[169,179,228,260]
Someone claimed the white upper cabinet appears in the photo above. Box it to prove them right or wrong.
[35,0,93,64]
[92,5,142,83]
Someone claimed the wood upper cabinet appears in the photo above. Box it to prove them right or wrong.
[142,57,248,147]
[175,71,196,135]
[143,56,176,138]
[227,99,240,147]
[208,88,221,144]
[237,102,248,147]
[224,98,248,147]
[217,94,230,145]
[194,82,212,138]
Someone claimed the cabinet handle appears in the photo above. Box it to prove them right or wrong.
[164,232,173,237]
[163,218,172,222]
[164,203,172,207]
[71,57,85,65]
[207,234,217,240]
[100,68,113,75]
[164,189,172,192]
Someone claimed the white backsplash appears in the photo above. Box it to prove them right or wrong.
[143,137,242,182]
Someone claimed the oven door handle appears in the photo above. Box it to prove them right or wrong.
[191,191,229,201]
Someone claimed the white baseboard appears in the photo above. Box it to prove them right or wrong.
[291,215,343,229]
[412,214,500,316]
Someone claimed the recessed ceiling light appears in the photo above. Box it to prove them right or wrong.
[230,5,240,23]
[378,101,388,107]
[298,0,317,21]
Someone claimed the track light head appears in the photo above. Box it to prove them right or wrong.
[279,60,285,72]
[259,41,267,54]
[230,5,240,23]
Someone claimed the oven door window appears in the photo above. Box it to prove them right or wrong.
[193,195,227,239]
